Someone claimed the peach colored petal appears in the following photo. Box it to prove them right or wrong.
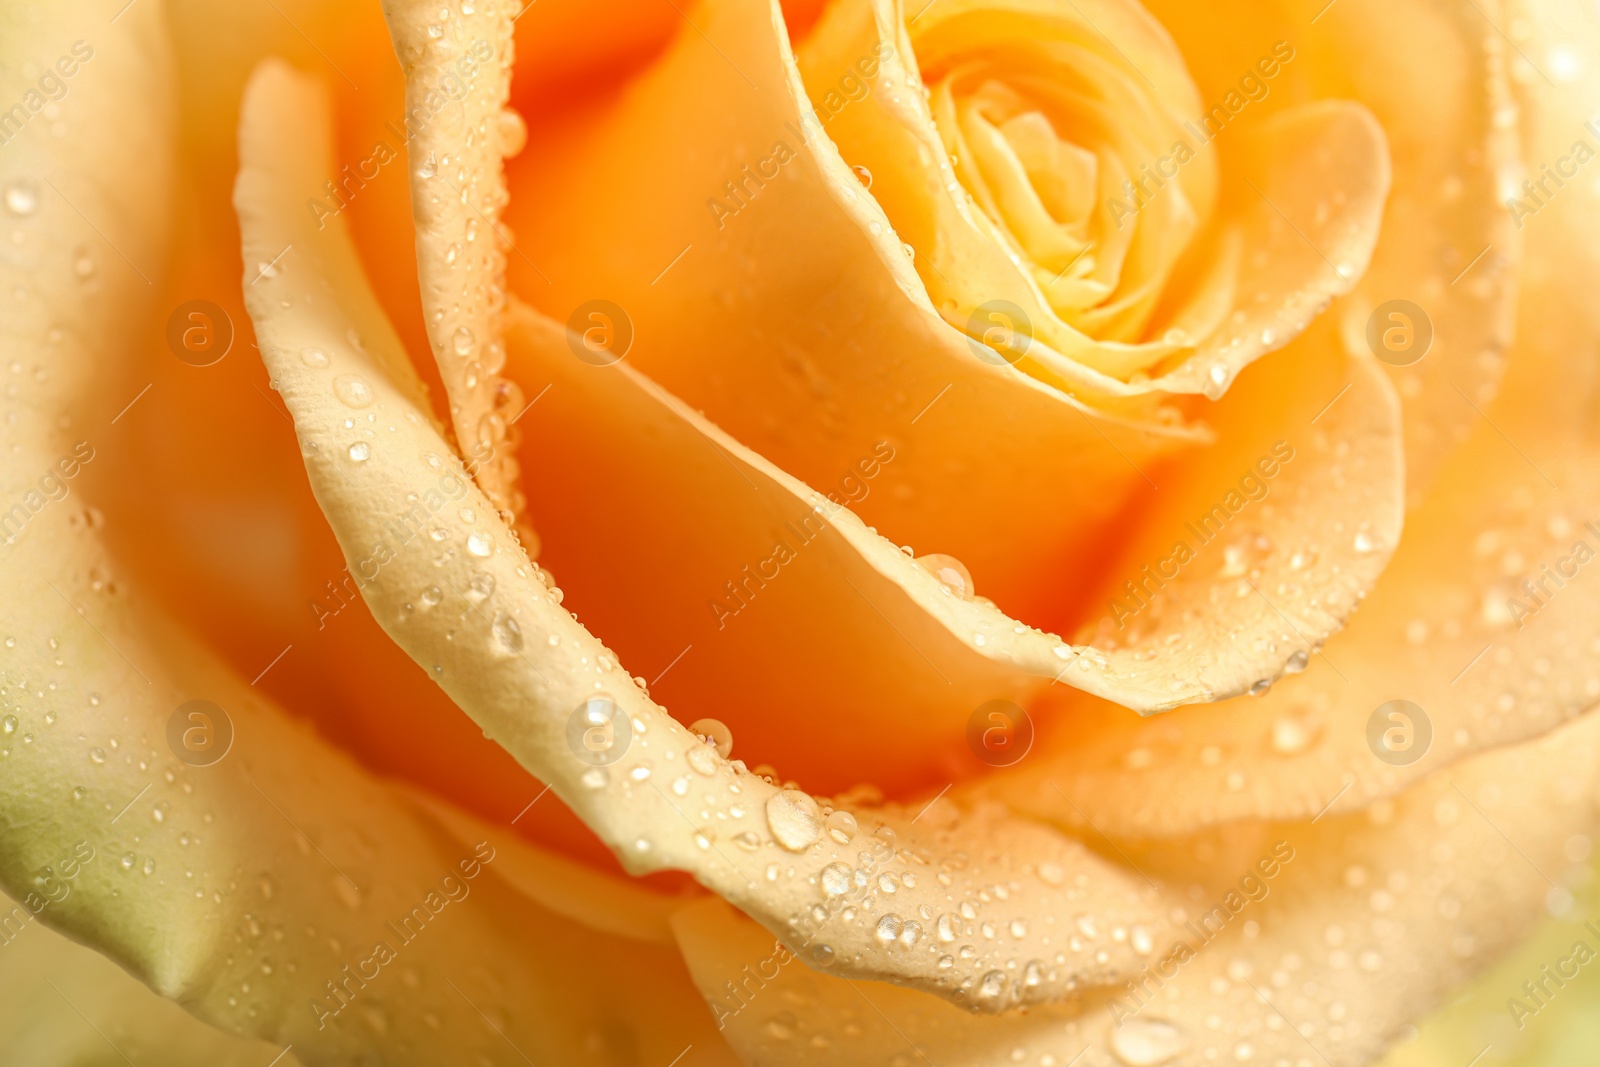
[238,59,1191,1011]
[984,0,1600,835]
[500,0,1402,719]
[675,708,1600,1065]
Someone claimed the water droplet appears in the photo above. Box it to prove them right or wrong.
[89,747,106,764]
[689,717,734,758]
[851,164,873,189]
[875,913,903,944]
[581,767,609,789]
[1353,530,1378,553]
[687,744,719,776]
[347,441,371,462]
[119,852,136,871]
[492,613,523,653]
[452,326,475,357]
[4,182,38,216]
[1,715,14,736]
[1110,1017,1189,1066]
[916,553,974,600]
[420,585,443,609]
[976,970,1007,1002]
[820,861,853,896]
[301,347,329,367]
[466,532,492,557]
[465,572,495,602]
[1271,713,1320,755]
[733,831,761,851]
[825,809,857,844]
[765,789,821,851]
[333,374,375,408]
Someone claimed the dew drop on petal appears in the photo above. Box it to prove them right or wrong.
[5,181,39,216]
[491,613,523,653]
[689,717,734,759]
[825,809,857,844]
[301,347,329,367]
[820,862,853,896]
[347,442,371,462]
[1110,1017,1189,1066]
[916,553,975,600]
[687,745,719,776]
[333,374,375,408]
[766,789,821,851]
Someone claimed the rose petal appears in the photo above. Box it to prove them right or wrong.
[985,0,1600,833]
[0,898,298,1065]
[674,708,1600,1065]
[381,0,527,521]
[506,0,1205,632]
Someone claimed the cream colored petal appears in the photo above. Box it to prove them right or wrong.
[674,708,1600,1066]
[0,7,731,1060]
[1302,0,1522,503]
[0,896,300,1067]
[238,59,1191,1011]
[381,0,527,522]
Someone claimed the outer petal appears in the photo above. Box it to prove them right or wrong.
[0,897,298,1066]
[674,709,1600,1066]
[0,5,731,1062]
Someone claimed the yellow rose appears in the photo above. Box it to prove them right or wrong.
[2,0,1598,1063]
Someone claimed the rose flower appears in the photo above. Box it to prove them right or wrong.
[2,0,1599,1064]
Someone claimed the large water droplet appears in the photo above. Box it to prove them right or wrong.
[687,744,719,776]
[766,789,821,851]
[820,862,853,896]
[916,553,975,600]
[1110,1017,1189,1066]
[4,181,38,216]
[333,374,375,408]
[347,441,371,462]
[689,717,734,759]
[492,613,523,653]
[466,532,492,557]
[825,809,857,844]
